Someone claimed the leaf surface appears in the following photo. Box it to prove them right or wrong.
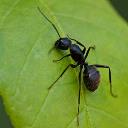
[0,0,128,128]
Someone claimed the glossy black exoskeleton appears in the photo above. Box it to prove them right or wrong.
[37,6,86,61]
[83,64,100,91]
[37,6,117,127]
[55,37,71,50]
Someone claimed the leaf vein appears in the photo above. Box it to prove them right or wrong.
[55,13,128,41]
[12,32,42,96]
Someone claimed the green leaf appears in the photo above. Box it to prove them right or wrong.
[0,0,128,128]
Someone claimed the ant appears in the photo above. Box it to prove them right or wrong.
[37,6,117,127]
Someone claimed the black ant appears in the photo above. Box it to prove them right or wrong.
[37,6,117,127]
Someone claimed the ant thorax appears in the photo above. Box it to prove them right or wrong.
[70,44,84,63]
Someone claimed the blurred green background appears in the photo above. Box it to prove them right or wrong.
[0,0,128,127]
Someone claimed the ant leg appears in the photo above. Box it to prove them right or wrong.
[91,64,117,97]
[84,46,95,60]
[53,54,71,62]
[67,35,86,54]
[77,65,83,126]
[48,63,78,90]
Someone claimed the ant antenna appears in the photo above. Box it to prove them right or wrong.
[37,6,61,38]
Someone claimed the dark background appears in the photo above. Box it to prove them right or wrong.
[0,97,13,128]
[109,0,128,22]
[0,0,127,128]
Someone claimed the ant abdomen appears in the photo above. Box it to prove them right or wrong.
[55,37,71,50]
[83,66,100,91]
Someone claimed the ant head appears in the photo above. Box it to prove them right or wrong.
[55,37,71,50]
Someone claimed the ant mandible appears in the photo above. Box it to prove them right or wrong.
[37,6,117,127]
